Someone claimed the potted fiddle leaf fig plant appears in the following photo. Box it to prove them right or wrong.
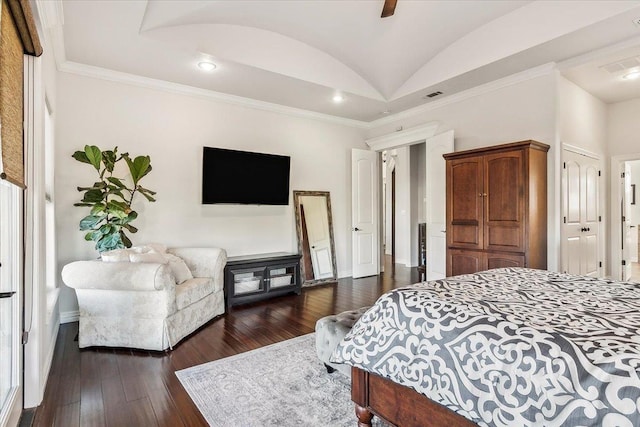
[72,145,156,253]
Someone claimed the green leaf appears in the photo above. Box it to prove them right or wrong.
[123,224,138,233]
[111,209,129,220]
[107,189,126,200]
[84,232,95,241]
[79,215,103,231]
[107,200,130,213]
[127,211,138,221]
[125,155,151,185]
[102,150,117,173]
[84,145,103,171]
[77,182,106,192]
[73,202,93,207]
[99,223,115,235]
[139,191,156,202]
[72,151,90,164]
[107,177,126,189]
[137,186,157,195]
[120,231,132,248]
[96,232,123,253]
[90,204,106,216]
[82,189,105,203]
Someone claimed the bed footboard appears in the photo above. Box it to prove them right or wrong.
[351,367,477,427]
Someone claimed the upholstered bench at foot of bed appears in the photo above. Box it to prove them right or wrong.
[315,306,370,376]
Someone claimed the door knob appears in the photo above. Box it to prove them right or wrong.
[353,227,361,231]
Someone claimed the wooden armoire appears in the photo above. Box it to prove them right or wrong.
[444,140,549,276]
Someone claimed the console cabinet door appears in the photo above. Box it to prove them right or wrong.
[447,157,484,250]
[483,150,525,252]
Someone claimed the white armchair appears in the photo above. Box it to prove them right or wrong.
[61,247,226,351]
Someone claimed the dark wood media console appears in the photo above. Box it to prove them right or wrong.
[224,252,301,308]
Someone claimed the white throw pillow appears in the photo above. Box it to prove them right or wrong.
[130,245,152,254]
[101,249,132,262]
[145,242,167,254]
[129,252,168,264]
[165,253,193,284]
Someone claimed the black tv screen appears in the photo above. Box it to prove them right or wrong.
[202,147,291,205]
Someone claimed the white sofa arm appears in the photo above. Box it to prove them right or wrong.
[62,260,175,291]
[167,248,227,279]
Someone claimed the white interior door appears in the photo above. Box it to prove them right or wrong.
[299,196,333,279]
[561,150,600,277]
[425,130,454,280]
[352,149,379,278]
[623,163,632,280]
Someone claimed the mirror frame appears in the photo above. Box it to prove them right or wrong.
[293,190,338,287]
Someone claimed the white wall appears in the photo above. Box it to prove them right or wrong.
[608,99,640,157]
[55,72,367,316]
[556,75,609,274]
[368,74,559,269]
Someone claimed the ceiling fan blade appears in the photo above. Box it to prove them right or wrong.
[381,0,397,18]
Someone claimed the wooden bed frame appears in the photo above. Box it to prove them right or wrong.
[351,367,477,427]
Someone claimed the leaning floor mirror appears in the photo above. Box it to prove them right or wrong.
[293,191,338,287]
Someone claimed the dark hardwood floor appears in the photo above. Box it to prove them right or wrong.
[32,257,419,427]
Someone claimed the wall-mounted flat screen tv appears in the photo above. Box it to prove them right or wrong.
[202,147,291,205]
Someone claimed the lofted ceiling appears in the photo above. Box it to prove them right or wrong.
[43,1,640,123]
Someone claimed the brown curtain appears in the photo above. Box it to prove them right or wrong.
[0,0,42,188]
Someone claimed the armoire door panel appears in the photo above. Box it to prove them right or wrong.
[448,250,485,277]
[486,252,525,269]
[447,158,483,249]
[450,223,480,247]
[485,154,522,222]
[484,150,525,252]
[486,226,522,250]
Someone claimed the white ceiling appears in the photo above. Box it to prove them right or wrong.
[48,1,640,122]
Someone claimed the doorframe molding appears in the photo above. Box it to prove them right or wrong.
[562,143,600,159]
[366,127,453,269]
[611,152,640,280]
[365,122,440,151]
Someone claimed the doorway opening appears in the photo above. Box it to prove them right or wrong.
[622,159,640,282]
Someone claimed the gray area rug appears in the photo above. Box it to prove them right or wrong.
[176,333,383,427]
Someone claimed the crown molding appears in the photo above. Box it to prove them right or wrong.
[369,62,558,129]
[557,34,640,71]
[58,61,370,129]
[365,122,440,151]
[55,54,556,131]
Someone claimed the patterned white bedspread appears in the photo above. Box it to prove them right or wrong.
[331,268,640,427]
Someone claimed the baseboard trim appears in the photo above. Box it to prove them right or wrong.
[59,310,79,324]
[43,321,59,383]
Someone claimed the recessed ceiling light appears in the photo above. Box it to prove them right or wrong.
[332,94,344,103]
[198,61,217,72]
[623,70,640,80]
